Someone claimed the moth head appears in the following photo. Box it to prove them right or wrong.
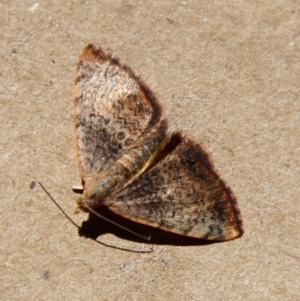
[74,196,95,213]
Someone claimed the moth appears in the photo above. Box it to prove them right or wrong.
[73,45,243,241]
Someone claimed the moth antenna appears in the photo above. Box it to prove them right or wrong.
[39,182,150,241]
[38,182,153,252]
[86,206,151,241]
[38,182,80,228]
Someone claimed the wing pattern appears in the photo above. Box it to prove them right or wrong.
[107,133,243,240]
[74,45,164,182]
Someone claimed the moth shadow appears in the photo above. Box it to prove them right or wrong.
[78,207,219,246]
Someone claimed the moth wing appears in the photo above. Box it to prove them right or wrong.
[108,133,243,241]
[74,45,165,183]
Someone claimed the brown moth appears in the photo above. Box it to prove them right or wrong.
[74,45,243,241]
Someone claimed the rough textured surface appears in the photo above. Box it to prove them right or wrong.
[75,45,242,241]
[1,1,299,300]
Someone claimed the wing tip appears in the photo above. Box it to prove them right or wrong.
[78,44,165,127]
